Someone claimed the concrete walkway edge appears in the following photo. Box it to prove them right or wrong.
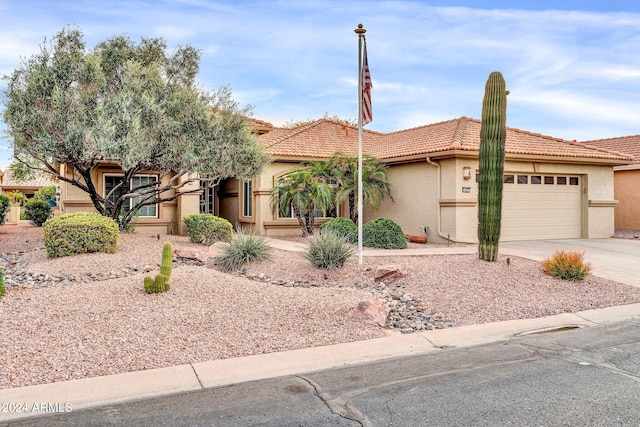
[2,303,640,422]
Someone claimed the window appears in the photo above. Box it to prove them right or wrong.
[242,180,253,217]
[544,176,555,185]
[557,176,567,185]
[104,174,158,218]
[200,181,215,214]
[531,175,542,185]
[517,175,528,184]
[569,177,579,185]
[503,175,515,184]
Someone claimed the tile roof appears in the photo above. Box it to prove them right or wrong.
[580,134,640,162]
[259,117,633,163]
[0,169,56,188]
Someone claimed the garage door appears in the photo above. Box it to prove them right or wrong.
[500,174,582,241]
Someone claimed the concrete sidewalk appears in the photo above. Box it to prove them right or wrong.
[2,238,639,422]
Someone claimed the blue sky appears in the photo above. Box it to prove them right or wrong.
[1,0,640,169]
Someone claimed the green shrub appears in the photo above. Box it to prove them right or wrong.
[0,269,5,298]
[362,218,407,249]
[33,185,57,202]
[214,229,270,272]
[42,212,119,258]
[24,199,52,226]
[183,214,233,245]
[542,250,592,281]
[0,194,9,225]
[304,230,355,270]
[320,217,358,243]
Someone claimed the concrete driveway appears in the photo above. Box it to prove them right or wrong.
[500,238,640,287]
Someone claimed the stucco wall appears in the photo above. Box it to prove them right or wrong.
[614,168,640,230]
[58,164,183,235]
[364,161,440,241]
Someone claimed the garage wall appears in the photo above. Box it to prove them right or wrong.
[614,168,640,230]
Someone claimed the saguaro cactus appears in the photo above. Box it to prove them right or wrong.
[478,71,508,262]
[144,242,173,293]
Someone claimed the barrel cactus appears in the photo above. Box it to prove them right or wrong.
[478,71,508,262]
[144,242,173,293]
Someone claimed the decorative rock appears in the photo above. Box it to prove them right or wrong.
[374,265,405,282]
[350,297,390,327]
[408,235,427,244]
[173,248,207,264]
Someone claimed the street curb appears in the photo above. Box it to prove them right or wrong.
[3,303,640,422]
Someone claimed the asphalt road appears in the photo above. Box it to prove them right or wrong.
[6,318,640,426]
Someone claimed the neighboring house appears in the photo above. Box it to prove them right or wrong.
[54,117,633,243]
[0,168,56,201]
[580,135,640,231]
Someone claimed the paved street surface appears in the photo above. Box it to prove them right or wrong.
[6,319,640,426]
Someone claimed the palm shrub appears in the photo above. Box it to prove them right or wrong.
[144,242,173,293]
[320,217,358,243]
[183,214,233,245]
[478,71,508,262]
[0,194,9,225]
[0,269,5,298]
[304,230,355,270]
[542,250,592,281]
[214,229,271,272]
[362,218,407,249]
[24,199,52,226]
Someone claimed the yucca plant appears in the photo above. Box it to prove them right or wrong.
[478,71,508,262]
[304,230,355,270]
[214,229,271,272]
[542,250,592,281]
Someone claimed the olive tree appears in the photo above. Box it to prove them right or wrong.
[2,27,270,229]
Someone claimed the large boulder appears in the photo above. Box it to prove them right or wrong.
[350,297,390,327]
[374,265,405,282]
[173,248,207,264]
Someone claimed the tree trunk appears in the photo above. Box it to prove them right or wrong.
[349,192,357,223]
[292,204,308,237]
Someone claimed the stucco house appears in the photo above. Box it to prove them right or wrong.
[54,117,633,243]
[0,168,56,201]
[580,135,640,231]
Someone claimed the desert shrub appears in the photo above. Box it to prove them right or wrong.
[214,229,270,272]
[542,250,592,281]
[362,217,407,249]
[42,212,119,258]
[320,217,358,243]
[24,199,52,226]
[304,230,355,270]
[33,185,57,202]
[0,269,5,298]
[0,194,9,225]
[183,214,233,245]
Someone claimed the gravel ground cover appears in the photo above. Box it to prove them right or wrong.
[2,222,640,389]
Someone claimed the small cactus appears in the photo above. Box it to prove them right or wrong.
[143,242,173,294]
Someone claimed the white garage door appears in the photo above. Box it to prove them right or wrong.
[500,174,582,241]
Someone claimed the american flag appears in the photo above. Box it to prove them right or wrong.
[361,38,372,125]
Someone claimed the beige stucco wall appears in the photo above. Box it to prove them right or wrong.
[58,164,183,235]
[614,168,640,230]
[365,157,608,244]
[363,160,440,241]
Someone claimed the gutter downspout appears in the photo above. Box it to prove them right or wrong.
[425,157,474,244]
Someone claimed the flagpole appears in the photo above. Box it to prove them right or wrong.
[355,24,366,265]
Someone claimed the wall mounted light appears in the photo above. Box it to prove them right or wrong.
[463,167,472,180]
